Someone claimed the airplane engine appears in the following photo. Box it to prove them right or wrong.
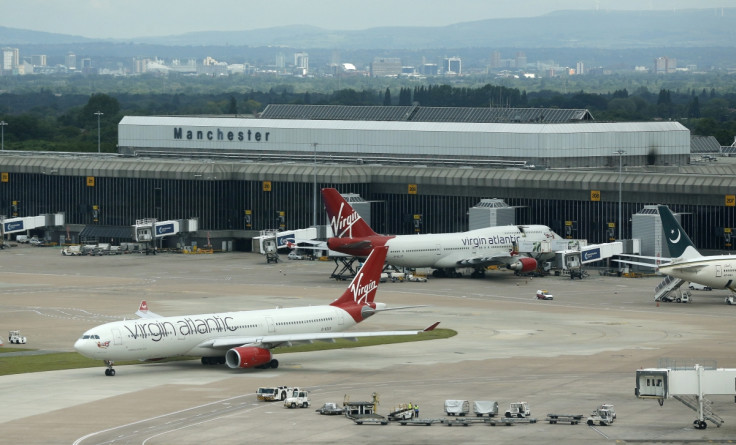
[506,257,537,272]
[225,346,273,369]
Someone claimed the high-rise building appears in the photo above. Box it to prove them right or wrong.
[445,57,462,76]
[576,61,585,75]
[371,57,401,77]
[490,51,501,69]
[515,52,527,69]
[654,57,677,74]
[294,52,309,75]
[2,47,20,71]
[31,55,47,66]
[65,53,76,70]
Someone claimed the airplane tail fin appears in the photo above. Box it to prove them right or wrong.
[322,188,378,238]
[658,205,701,260]
[330,246,387,316]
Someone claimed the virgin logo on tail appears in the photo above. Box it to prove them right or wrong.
[349,272,378,305]
[330,202,362,238]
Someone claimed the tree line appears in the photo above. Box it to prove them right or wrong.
[0,81,735,152]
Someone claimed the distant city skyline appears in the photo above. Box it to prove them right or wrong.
[3,0,734,40]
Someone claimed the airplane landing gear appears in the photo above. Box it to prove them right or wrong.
[104,360,116,376]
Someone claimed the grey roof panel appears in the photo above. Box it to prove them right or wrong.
[259,104,593,123]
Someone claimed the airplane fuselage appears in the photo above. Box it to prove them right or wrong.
[329,225,556,269]
[659,255,736,291]
[75,305,355,362]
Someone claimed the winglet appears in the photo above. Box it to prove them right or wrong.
[423,322,440,332]
[135,300,161,319]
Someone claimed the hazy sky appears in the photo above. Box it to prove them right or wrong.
[4,0,734,39]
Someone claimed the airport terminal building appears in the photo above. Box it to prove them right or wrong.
[1,105,735,251]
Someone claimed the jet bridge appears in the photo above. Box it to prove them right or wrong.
[1,213,65,247]
[132,218,199,252]
[635,363,736,429]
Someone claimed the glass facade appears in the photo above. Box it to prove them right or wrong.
[2,172,734,252]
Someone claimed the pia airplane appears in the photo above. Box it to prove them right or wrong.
[619,205,736,296]
[74,247,437,376]
[322,188,561,278]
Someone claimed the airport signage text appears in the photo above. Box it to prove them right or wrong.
[173,127,271,143]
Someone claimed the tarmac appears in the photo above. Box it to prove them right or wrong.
[1,245,736,444]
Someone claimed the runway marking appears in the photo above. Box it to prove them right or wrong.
[72,393,257,445]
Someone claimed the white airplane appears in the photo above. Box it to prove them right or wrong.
[618,205,736,297]
[322,188,561,278]
[74,246,437,376]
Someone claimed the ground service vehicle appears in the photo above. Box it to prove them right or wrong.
[536,290,554,300]
[8,330,26,344]
[284,389,310,408]
[689,282,712,291]
[473,401,499,417]
[587,406,615,425]
[445,400,470,416]
[505,402,531,418]
[257,386,293,401]
[387,404,415,421]
[315,402,344,415]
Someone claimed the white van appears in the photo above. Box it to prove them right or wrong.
[688,282,712,291]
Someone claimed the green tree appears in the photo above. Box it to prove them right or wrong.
[383,88,392,106]
[227,96,238,114]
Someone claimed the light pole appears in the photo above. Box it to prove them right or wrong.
[614,149,626,240]
[94,111,103,153]
[0,120,7,151]
[313,143,318,227]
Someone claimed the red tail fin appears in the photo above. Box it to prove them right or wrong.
[322,188,378,238]
[331,246,387,309]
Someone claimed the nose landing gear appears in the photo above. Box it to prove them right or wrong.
[104,360,116,376]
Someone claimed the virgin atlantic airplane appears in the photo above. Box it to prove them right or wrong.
[322,188,560,278]
[74,247,437,376]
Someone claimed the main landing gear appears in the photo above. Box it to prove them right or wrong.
[104,360,116,376]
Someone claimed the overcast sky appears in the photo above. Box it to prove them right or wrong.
[4,0,734,39]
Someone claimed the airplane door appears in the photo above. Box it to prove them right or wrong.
[717,265,723,277]
[435,243,442,256]
[112,328,122,345]
[265,317,275,333]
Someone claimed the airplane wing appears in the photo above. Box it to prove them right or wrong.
[618,254,673,263]
[202,322,439,350]
[612,258,660,269]
[665,264,708,274]
[456,256,510,267]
